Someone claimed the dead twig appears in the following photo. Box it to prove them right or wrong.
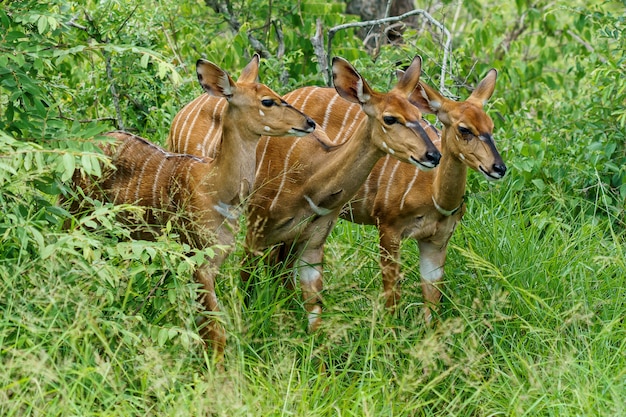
[310,19,328,85]
[324,9,452,91]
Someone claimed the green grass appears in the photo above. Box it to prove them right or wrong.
[1,170,624,416]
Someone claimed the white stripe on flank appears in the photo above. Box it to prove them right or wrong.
[151,157,168,207]
[334,102,361,144]
[376,155,390,192]
[383,159,401,208]
[179,94,211,154]
[298,87,319,113]
[121,140,139,203]
[399,167,419,211]
[255,138,272,179]
[134,150,161,204]
[269,138,302,211]
[362,174,371,213]
[322,94,341,131]
[199,99,226,157]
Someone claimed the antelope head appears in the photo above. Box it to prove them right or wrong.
[412,69,506,181]
[196,54,316,138]
[332,55,441,171]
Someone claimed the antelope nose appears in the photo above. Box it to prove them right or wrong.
[427,150,441,166]
[493,163,507,177]
[305,117,316,130]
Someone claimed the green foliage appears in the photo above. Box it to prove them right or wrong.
[0,0,625,415]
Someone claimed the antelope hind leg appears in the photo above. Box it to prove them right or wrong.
[379,226,403,313]
[295,246,324,332]
[417,240,446,324]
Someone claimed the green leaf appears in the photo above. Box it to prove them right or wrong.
[140,53,150,68]
[81,154,92,175]
[531,179,546,191]
[61,153,76,182]
[41,244,56,260]
[47,16,58,32]
[157,327,169,347]
[0,162,17,175]
[37,15,48,34]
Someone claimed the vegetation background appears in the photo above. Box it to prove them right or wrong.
[0,0,624,415]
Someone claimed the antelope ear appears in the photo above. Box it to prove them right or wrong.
[332,56,374,105]
[468,68,497,107]
[196,59,236,98]
[414,81,446,114]
[237,54,261,84]
[394,55,422,96]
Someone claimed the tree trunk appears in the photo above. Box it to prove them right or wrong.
[345,0,417,48]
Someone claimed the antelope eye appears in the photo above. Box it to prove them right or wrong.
[458,126,473,136]
[383,116,398,125]
[261,99,276,107]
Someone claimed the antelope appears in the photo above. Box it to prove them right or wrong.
[67,55,315,360]
[243,55,441,333]
[281,67,506,322]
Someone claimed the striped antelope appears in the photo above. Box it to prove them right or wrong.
[282,67,506,323]
[68,55,315,360]
[243,56,441,333]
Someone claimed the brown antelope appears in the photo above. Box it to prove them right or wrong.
[281,67,506,323]
[67,55,315,360]
[243,55,441,332]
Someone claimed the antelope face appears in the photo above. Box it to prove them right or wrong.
[412,68,506,181]
[443,103,506,181]
[368,95,441,171]
[196,55,316,140]
[231,84,316,138]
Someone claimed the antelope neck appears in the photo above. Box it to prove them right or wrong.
[432,132,467,217]
[307,120,384,206]
[212,116,259,205]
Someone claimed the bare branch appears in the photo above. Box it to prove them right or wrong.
[105,54,124,130]
[204,0,270,58]
[82,11,125,130]
[326,9,452,92]
[67,17,88,32]
[273,20,285,59]
[310,19,329,85]
[58,115,117,124]
[566,29,607,63]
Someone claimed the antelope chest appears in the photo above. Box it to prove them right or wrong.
[402,211,462,247]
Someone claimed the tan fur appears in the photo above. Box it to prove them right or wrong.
[283,68,506,323]
[68,55,315,362]
[244,56,441,331]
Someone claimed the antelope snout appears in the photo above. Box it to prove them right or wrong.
[410,148,441,171]
[493,162,507,178]
[290,117,316,136]
[480,162,507,181]
[426,149,441,166]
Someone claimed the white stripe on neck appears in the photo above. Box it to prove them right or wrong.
[432,196,462,217]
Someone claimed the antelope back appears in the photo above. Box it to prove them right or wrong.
[71,131,213,241]
[167,54,315,157]
[282,86,362,146]
[412,69,506,180]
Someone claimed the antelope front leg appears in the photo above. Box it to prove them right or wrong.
[294,246,324,332]
[379,226,403,313]
[194,257,227,361]
[417,240,447,324]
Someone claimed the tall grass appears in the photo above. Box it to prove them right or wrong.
[1,161,624,416]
